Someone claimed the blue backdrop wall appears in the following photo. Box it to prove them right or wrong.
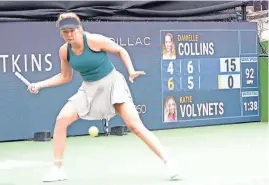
[0,22,260,141]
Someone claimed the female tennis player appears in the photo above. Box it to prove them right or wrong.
[28,12,179,182]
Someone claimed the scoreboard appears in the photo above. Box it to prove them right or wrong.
[161,29,259,123]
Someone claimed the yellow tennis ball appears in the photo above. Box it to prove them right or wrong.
[88,126,99,137]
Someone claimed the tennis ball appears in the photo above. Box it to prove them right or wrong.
[88,126,99,137]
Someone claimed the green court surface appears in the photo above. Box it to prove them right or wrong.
[0,122,268,185]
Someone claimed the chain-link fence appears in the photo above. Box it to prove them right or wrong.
[245,1,268,58]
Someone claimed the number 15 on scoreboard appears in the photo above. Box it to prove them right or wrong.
[218,58,241,89]
[220,58,240,72]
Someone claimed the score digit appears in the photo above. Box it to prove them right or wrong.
[225,58,236,72]
[220,58,240,72]
[168,77,174,90]
[188,76,194,89]
[228,75,234,88]
[218,74,240,89]
[167,61,174,75]
[187,60,194,89]
[187,61,193,73]
[163,60,180,92]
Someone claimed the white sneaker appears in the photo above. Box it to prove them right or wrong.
[42,166,67,182]
[165,162,180,180]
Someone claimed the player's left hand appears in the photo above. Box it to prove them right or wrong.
[129,71,146,83]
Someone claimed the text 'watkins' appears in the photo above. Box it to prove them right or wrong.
[0,54,52,72]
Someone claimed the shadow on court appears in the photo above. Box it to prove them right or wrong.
[0,122,268,185]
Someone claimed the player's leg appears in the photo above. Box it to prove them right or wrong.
[43,101,79,182]
[114,102,169,162]
[114,102,179,179]
[53,101,79,167]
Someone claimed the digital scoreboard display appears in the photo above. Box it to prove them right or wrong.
[161,29,259,123]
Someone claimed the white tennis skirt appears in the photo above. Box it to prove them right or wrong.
[68,68,134,120]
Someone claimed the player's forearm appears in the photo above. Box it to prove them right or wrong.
[119,48,135,75]
[38,73,71,89]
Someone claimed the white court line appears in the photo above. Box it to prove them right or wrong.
[0,160,51,170]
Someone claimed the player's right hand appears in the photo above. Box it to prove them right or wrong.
[28,82,42,94]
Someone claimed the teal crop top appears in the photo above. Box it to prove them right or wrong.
[67,33,114,81]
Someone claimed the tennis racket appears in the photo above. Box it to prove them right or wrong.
[14,72,31,86]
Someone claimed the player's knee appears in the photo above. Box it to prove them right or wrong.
[55,115,75,130]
